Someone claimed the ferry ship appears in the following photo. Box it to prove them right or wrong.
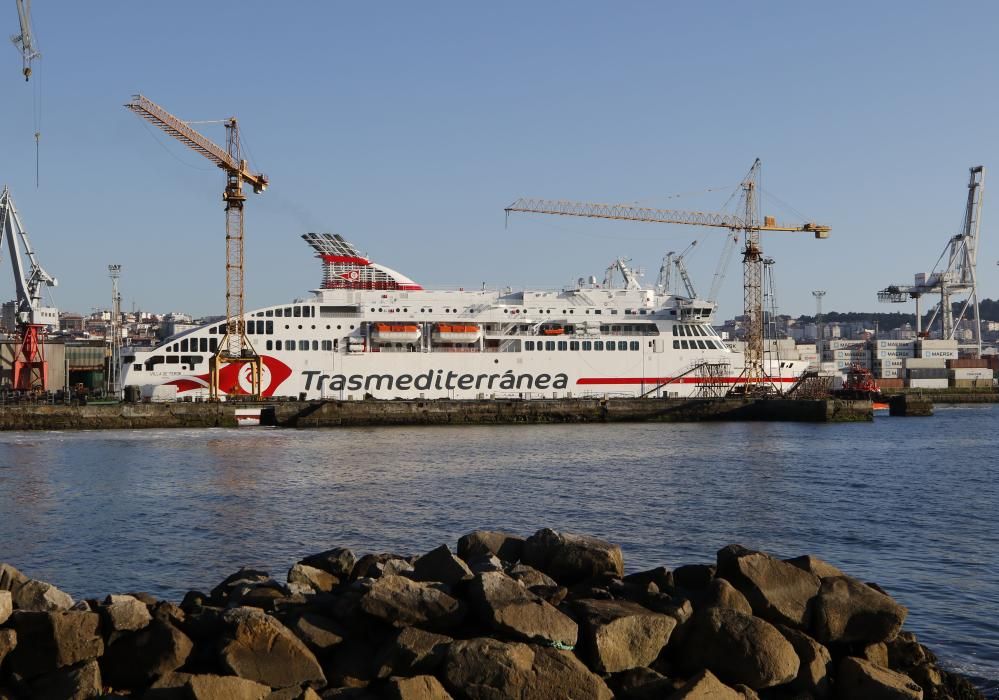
[121,233,808,400]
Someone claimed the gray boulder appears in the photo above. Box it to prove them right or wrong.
[442,637,612,700]
[457,531,525,564]
[149,671,271,700]
[778,624,833,698]
[507,564,557,589]
[220,606,326,689]
[288,563,339,593]
[385,675,454,700]
[667,669,743,699]
[101,618,193,688]
[811,576,907,644]
[0,590,11,624]
[677,607,800,690]
[101,594,153,635]
[716,545,820,629]
[29,659,102,700]
[300,546,358,578]
[352,553,414,580]
[837,656,924,699]
[360,575,465,630]
[701,578,753,615]
[7,610,104,679]
[521,529,624,585]
[289,612,346,653]
[210,568,272,605]
[412,545,473,586]
[572,598,676,673]
[13,579,75,612]
[467,571,577,647]
[375,627,453,678]
[0,563,28,593]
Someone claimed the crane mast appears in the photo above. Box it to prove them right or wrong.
[11,0,39,80]
[125,95,268,398]
[506,160,830,392]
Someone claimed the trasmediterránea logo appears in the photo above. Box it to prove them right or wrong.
[302,369,569,392]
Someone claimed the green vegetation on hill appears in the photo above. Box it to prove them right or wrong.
[795,298,999,331]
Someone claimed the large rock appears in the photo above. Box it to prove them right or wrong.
[300,547,358,578]
[778,624,833,698]
[209,568,272,605]
[456,531,525,564]
[700,578,752,615]
[360,575,465,630]
[667,669,743,699]
[442,637,612,700]
[811,576,907,644]
[467,571,577,647]
[412,545,473,586]
[149,671,271,700]
[101,618,192,688]
[352,554,414,580]
[572,598,676,673]
[785,555,847,580]
[28,659,102,700]
[289,612,346,653]
[220,607,326,689]
[0,590,11,624]
[288,564,339,593]
[13,579,75,612]
[837,656,923,699]
[521,529,623,585]
[386,675,454,700]
[606,667,674,699]
[101,594,153,635]
[0,628,16,667]
[375,627,453,678]
[716,545,820,629]
[0,563,28,593]
[677,607,800,690]
[7,610,104,679]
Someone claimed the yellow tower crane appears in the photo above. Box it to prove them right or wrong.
[505,160,830,394]
[125,94,268,399]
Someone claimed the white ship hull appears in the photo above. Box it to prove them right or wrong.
[121,234,807,401]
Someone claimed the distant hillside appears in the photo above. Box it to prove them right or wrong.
[796,298,999,331]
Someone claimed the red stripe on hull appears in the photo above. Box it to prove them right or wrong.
[576,376,799,385]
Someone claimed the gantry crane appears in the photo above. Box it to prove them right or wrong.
[125,94,268,399]
[11,0,39,80]
[506,160,830,392]
[877,166,984,355]
[0,186,58,390]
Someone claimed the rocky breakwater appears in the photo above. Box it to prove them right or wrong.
[0,530,984,699]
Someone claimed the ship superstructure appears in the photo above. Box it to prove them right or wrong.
[120,234,807,400]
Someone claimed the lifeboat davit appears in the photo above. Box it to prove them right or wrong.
[371,323,421,343]
[432,323,482,344]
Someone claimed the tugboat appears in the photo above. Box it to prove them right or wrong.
[833,363,889,410]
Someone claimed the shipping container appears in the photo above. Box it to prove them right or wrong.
[953,379,994,388]
[946,358,991,369]
[906,358,947,369]
[950,368,993,380]
[906,368,948,379]
[907,378,949,389]
[877,378,905,388]
[919,349,959,359]
[875,368,902,379]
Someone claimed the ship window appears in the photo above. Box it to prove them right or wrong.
[181,356,203,367]
[618,341,627,351]
[199,338,206,352]
[536,343,542,351]
[246,323,254,335]
[133,363,142,371]
[558,341,568,351]
[180,339,188,351]
[266,310,273,317]
[594,341,604,350]
[266,340,272,350]
[582,341,592,351]
[570,341,580,351]
[605,343,614,351]
[612,325,621,332]
[166,356,179,364]
[322,340,333,351]
[680,340,689,349]
[312,340,319,351]
[545,341,556,351]
[210,338,218,352]
[672,326,678,336]
[285,341,294,351]
[275,340,282,350]
[525,341,535,350]
[284,307,292,316]
[266,321,273,334]
[630,341,640,351]
[673,340,680,349]
[274,308,282,317]
[595,310,601,315]
[298,340,308,351]
[144,356,163,370]
[696,340,706,349]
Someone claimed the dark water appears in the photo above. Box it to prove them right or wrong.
[0,405,996,695]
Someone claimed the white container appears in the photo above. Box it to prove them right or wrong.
[919,349,959,359]
[907,378,949,389]
[876,367,902,378]
[951,368,993,380]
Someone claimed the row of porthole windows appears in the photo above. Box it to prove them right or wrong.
[170,337,218,354]
[524,340,641,352]
[264,339,336,352]
[672,324,715,338]
[674,339,726,350]
[256,306,315,318]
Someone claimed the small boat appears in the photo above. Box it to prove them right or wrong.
[833,363,888,406]
[371,323,421,343]
[541,326,565,336]
[433,323,482,344]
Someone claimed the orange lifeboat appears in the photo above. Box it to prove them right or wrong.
[432,323,482,344]
[371,323,421,343]
[541,326,564,336]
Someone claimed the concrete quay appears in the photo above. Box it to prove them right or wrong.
[0,397,872,431]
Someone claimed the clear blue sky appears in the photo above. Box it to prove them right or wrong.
[4,1,998,319]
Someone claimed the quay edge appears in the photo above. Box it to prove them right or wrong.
[0,397,872,431]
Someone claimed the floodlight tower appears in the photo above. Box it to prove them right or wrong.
[812,290,826,341]
[107,265,122,399]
